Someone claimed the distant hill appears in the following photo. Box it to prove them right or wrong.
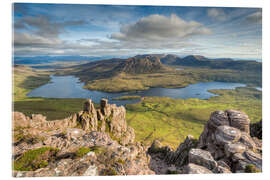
[13,55,127,65]
[160,54,262,72]
[112,55,170,74]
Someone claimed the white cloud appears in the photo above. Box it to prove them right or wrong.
[111,14,211,42]
[207,8,227,21]
[14,32,62,46]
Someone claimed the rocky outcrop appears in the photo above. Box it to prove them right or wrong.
[13,98,135,146]
[13,131,154,177]
[191,110,261,173]
[12,99,146,177]
[13,104,262,176]
[147,109,262,174]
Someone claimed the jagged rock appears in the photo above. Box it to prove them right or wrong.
[198,111,229,148]
[183,163,213,174]
[83,165,98,176]
[213,160,231,173]
[148,140,165,154]
[193,109,261,173]
[13,104,262,176]
[224,142,246,157]
[215,125,241,145]
[250,120,262,139]
[209,111,230,128]
[232,150,262,172]
[226,110,250,134]
[252,137,262,152]
[66,128,86,140]
[12,99,151,177]
[239,132,257,151]
[13,112,30,129]
[165,135,198,167]
[83,99,95,113]
[244,150,262,169]
[189,148,217,170]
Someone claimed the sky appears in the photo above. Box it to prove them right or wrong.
[13,3,262,59]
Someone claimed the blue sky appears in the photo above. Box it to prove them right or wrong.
[13,3,262,59]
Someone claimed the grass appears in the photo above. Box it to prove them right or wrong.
[245,164,261,173]
[89,146,107,155]
[112,95,141,100]
[126,87,262,149]
[12,65,262,150]
[75,147,91,158]
[13,147,59,171]
[67,63,261,93]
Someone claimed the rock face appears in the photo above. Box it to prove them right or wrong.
[12,99,148,177]
[147,109,262,174]
[13,105,262,176]
[13,98,135,146]
[250,120,262,139]
[196,110,262,173]
[188,149,217,170]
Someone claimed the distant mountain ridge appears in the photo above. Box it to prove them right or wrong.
[159,54,262,72]
[112,55,170,74]
[13,55,128,65]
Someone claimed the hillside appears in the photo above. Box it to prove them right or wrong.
[112,56,170,74]
[12,99,262,176]
[160,54,262,72]
[58,54,262,92]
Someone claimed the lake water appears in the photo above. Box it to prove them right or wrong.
[27,75,246,106]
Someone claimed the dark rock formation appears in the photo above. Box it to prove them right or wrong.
[148,109,262,174]
[250,120,262,139]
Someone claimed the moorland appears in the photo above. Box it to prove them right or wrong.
[13,54,262,148]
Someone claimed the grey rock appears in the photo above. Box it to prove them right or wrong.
[226,110,250,133]
[183,163,213,174]
[215,125,241,145]
[189,148,217,170]
[224,142,246,157]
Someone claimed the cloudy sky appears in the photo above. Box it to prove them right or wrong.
[13,3,262,59]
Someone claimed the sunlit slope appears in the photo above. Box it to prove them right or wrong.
[126,87,262,149]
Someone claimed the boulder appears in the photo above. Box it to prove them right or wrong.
[165,135,198,167]
[209,111,230,129]
[226,110,250,134]
[183,163,213,174]
[189,148,217,170]
[224,142,246,157]
[239,132,257,151]
[215,125,241,145]
[66,128,85,140]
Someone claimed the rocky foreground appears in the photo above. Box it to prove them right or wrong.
[12,99,262,177]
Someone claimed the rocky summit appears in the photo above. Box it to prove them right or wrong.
[148,110,262,174]
[12,100,262,177]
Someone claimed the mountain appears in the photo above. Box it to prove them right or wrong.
[160,54,180,65]
[159,54,261,72]
[112,55,170,74]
